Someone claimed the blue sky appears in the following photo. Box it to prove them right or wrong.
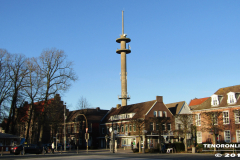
[1,0,240,111]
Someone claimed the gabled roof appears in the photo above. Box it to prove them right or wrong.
[192,85,240,110]
[189,97,209,106]
[189,97,209,110]
[165,101,185,115]
[67,108,109,123]
[102,100,157,123]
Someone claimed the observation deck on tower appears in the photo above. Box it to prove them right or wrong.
[116,35,131,54]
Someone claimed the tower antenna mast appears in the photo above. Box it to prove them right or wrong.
[122,10,124,35]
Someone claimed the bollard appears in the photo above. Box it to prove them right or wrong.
[61,146,62,154]
[70,145,71,151]
[23,146,25,155]
[77,146,78,154]
[1,147,3,156]
[43,146,45,155]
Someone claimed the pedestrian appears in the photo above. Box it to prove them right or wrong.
[52,142,55,154]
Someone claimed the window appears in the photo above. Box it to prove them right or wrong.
[212,113,218,125]
[156,123,159,131]
[121,125,124,132]
[227,92,237,104]
[133,124,136,132]
[213,97,218,105]
[224,130,231,143]
[125,125,128,132]
[167,123,171,131]
[197,131,202,143]
[236,130,240,143]
[163,111,167,117]
[74,124,77,133]
[154,111,157,117]
[162,124,165,131]
[223,111,229,124]
[196,114,201,126]
[129,125,132,132]
[117,125,120,132]
[235,111,240,124]
[159,111,162,117]
[150,122,154,131]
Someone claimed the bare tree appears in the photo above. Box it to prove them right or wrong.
[0,49,11,121]
[149,116,169,152]
[76,96,91,110]
[22,57,44,143]
[174,114,193,152]
[130,118,146,153]
[37,48,77,142]
[200,111,222,152]
[5,54,28,134]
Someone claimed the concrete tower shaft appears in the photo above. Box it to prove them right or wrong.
[116,11,131,107]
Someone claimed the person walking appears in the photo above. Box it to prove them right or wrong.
[52,142,55,154]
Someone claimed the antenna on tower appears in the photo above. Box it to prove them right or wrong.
[122,10,124,35]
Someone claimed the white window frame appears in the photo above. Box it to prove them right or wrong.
[235,111,240,124]
[211,94,219,106]
[150,122,154,131]
[236,130,240,143]
[212,113,218,125]
[162,124,166,131]
[129,124,132,132]
[154,111,157,117]
[227,92,236,104]
[224,130,231,143]
[163,111,167,117]
[196,114,201,126]
[159,111,162,117]
[121,125,124,132]
[74,124,77,133]
[197,131,202,143]
[167,123,171,131]
[223,111,229,124]
[117,125,120,132]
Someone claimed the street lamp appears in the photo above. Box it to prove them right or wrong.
[64,103,67,151]
[75,114,88,153]
[105,135,108,150]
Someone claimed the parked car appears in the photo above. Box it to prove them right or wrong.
[10,144,48,155]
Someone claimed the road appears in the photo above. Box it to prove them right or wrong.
[0,149,238,160]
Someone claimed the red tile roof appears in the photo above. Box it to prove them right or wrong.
[189,97,209,106]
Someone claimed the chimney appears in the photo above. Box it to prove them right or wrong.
[116,104,121,109]
[96,107,100,112]
[156,96,163,103]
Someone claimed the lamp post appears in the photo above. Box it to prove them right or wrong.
[64,103,67,151]
[105,135,108,150]
[75,114,88,153]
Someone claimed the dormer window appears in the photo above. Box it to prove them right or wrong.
[227,92,239,104]
[211,94,223,106]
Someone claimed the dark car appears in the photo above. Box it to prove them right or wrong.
[10,144,48,155]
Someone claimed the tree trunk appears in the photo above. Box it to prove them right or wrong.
[139,136,141,153]
[184,134,187,152]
